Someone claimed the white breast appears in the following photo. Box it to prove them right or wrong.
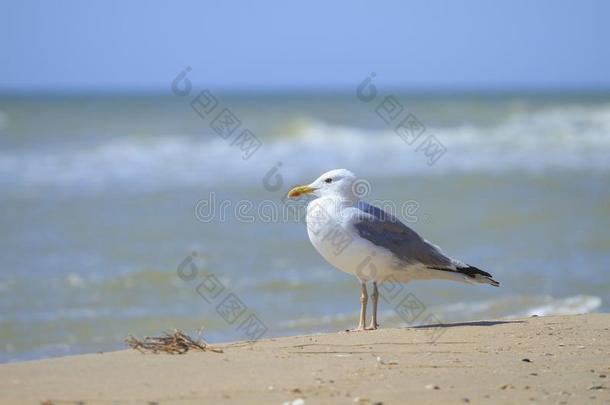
[305,198,400,282]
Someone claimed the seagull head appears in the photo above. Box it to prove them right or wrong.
[287,169,359,200]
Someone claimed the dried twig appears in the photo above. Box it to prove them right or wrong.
[125,329,223,354]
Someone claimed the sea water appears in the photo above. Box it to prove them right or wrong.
[0,92,608,362]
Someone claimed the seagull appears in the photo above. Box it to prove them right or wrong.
[287,169,499,331]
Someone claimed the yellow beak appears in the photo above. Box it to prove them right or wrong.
[287,185,316,198]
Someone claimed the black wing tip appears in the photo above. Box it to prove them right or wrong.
[451,265,500,287]
[462,265,500,287]
[426,265,500,287]
[457,265,492,278]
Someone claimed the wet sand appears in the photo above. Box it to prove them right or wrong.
[1,314,608,404]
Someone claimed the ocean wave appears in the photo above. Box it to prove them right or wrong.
[516,294,602,317]
[2,103,610,192]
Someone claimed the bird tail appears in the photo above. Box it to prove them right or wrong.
[455,265,500,287]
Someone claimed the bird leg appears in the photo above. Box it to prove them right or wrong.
[368,281,379,330]
[355,281,368,331]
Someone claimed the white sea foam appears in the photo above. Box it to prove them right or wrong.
[518,294,602,317]
[2,103,610,192]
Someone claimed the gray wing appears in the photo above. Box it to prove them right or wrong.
[352,201,456,269]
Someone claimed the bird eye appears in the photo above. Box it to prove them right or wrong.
[324,177,332,183]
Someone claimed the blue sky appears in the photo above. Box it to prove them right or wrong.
[1,0,609,92]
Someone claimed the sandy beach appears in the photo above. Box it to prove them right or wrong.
[1,314,608,404]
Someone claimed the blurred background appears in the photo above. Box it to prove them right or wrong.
[1,0,609,362]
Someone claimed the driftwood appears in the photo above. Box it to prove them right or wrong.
[125,329,223,354]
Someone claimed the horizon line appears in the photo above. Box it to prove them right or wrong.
[2,84,610,98]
